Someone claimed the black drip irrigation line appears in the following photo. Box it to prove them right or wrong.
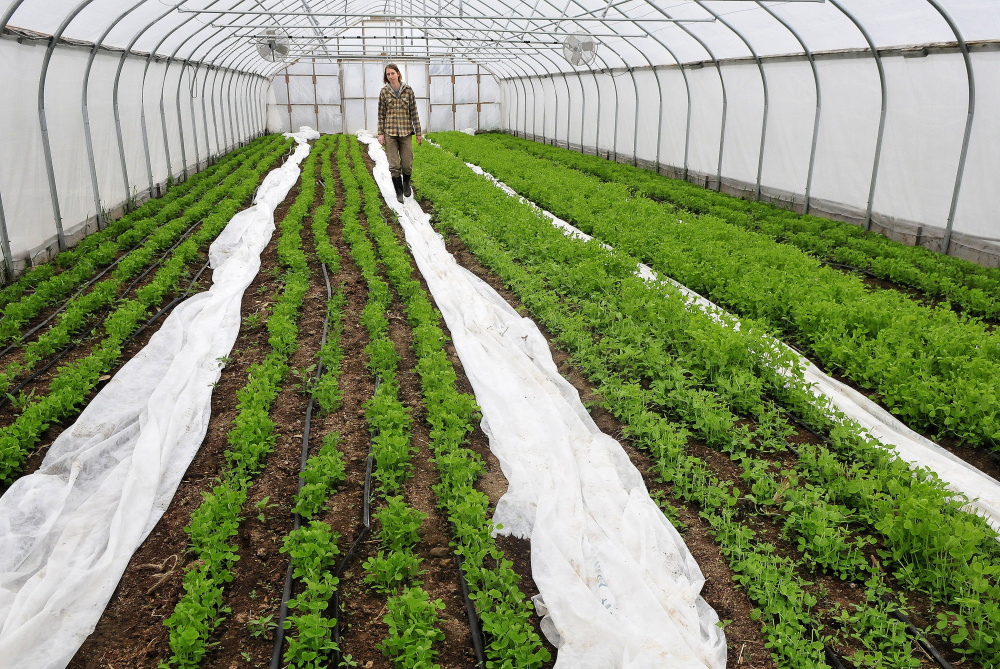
[880,595,955,669]
[0,216,204,369]
[329,379,378,669]
[0,158,249,358]
[451,524,488,669]
[0,249,129,361]
[0,252,212,412]
[270,262,334,669]
[820,259,881,280]
[121,258,213,348]
[804,622,848,669]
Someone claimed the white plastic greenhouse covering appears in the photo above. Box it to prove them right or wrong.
[1,1,999,277]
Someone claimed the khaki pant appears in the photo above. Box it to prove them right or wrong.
[385,134,413,178]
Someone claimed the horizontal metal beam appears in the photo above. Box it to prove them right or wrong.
[179,9,715,22]
[213,22,644,36]
[244,33,566,43]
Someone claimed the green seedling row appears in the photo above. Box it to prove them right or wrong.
[412,141,1000,667]
[431,132,1000,450]
[0,147,281,395]
[479,132,1000,320]
[351,138,550,669]
[340,137,447,669]
[162,140,317,668]
[278,135,349,669]
[0,137,278,327]
[0,139,290,487]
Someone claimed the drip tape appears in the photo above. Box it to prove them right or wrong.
[330,376,378,669]
[0,216,203,367]
[820,259,881,280]
[451,528,488,669]
[0,255,212,412]
[0,249,127,361]
[270,263,334,669]
[881,595,954,669]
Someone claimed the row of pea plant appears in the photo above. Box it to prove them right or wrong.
[0,138,292,488]
[161,140,318,668]
[431,132,1000,451]
[0,139,285,394]
[352,137,552,668]
[413,141,1000,668]
[0,137,280,331]
[276,134,350,668]
[479,132,1000,320]
[339,137,451,669]
[0,139,254,308]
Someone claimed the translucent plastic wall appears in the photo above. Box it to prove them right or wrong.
[0,36,267,272]
[492,0,1000,264]
[2,0,999,275]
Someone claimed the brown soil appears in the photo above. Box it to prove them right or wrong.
[68,174,304,669]
[422,187,978,667]
[0,161,278,492]
[430,204,777,668]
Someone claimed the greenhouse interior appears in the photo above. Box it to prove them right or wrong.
[1,0,1000,667]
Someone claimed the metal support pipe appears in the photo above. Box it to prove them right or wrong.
[37,0,99,252]
[695,1,768,200]
[645,1,727,188]
[924,0,976,256]
[758,2,821,214]
[82,0,148,223]
[0,189,13,282]
[187,64,202,172]
[829,0,887,231]
[0,1,26,274]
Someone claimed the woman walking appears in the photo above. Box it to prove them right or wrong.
[377,63,423,203]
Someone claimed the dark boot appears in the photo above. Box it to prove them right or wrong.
[402,173,412,198]
[391,176,404,204]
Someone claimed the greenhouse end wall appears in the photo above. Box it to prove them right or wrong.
[500,43,1000,266]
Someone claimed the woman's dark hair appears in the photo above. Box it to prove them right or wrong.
[383,63,402,85]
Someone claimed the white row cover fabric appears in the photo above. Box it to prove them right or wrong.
[360,132,726,669]
[459,152,1000,534]
[0,129,314,669]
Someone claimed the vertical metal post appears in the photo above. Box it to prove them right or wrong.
[829,0,886,231]
[695,2,768,200]
[188,64,202,172]
[645,2,727,189]
[757,2,821,214]
[81,0,147,225]
[0,0,27,275]
[0,190,13,283]
[924,0,976,255]
[37,0,100,252]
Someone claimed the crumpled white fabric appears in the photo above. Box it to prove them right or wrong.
[284,125,320,141]
[460,154,1000,535]
[360,131,727,669]
[0,128,316,669]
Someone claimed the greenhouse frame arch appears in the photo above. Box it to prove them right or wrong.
[0,0,997,280]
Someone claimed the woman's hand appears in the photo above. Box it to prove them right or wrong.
[416,134,423,145]
[378,134,385,145]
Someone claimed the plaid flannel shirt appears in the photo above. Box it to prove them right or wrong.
[378,83,422,137]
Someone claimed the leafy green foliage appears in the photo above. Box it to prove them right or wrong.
[349,137,550,669]
[432,131,1000,450]
[414,137,1000,668]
